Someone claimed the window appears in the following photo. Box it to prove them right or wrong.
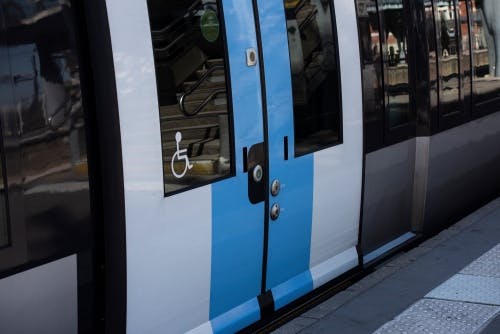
[470,0,500,114]
[0,13,9,249]
[379,0,411,129]
[284,0,342,157]
[356,0,385,152]
[435,0,462,116]
[426,0,440,119]
[0,0,93,264]
[0,153,7,248]
[146,0,233,195]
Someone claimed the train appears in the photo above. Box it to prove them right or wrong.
[0,0,499,333]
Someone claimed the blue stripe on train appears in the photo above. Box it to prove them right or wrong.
[210,297,260,334]
[209,0,265,330]
[271,269,314,310]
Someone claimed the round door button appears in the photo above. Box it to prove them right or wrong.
[253,165,263,183]
[271,179,281,196]
[270,203,280,221]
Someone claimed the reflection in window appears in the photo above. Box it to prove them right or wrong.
[379,0,411,128]
[470,0,500,113]
[284,0,342,156]
[1,0,89,257]
[435,0,461,115]
[146,0,233,195]
[0,152,7,248]
[425,0,439,116]
[356,0,385,151]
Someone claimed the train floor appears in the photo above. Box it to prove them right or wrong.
[273,198,500,334]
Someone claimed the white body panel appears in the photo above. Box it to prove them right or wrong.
[310,0,363,268]
[105,1,212,332]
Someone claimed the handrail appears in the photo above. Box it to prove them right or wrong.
[179,65,225,117]
[151,0,202,36]
[154,31,187,53]
[299,8,318,30]
[180,88,225,117]
[47,95,72,130]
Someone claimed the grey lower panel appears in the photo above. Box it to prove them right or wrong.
[374,299,500,334]
[0,255,78,334]
[363,232,416,264]
[361,139,416,255]
[423,112,500,234]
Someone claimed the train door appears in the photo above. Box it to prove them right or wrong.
[259,0,363,311]
[105,0,362,332]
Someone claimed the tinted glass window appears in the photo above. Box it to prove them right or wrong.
[356,0,385,151]
[0,19,8,249]
[379,0,411,128]
[146,0,233,195]
[0,0,90,262]
[284,0,342,157]
[0,151,7,248]
[426,0,439,117]
[435,0,462,115]
[470,0,500,113]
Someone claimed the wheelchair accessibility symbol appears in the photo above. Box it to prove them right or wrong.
[171,132,193,179]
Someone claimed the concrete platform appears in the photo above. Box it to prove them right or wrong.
[273,198,500,334]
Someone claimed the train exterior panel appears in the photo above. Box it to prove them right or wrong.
[106,0,361,331]
[0,0,499,333]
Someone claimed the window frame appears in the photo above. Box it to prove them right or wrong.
[283,0,344,158]
[146,0,237,197]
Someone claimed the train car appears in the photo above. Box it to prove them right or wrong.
[0,0,498,333]
[358,0,500,264]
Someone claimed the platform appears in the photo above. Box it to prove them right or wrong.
[273,198,500,334]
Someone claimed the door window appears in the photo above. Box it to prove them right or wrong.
[0,153,7,248]
[379,0,411,129]
[435,0,462,116]
[284,0,342,157]
[356,0,385,151]
[146,0,234,196]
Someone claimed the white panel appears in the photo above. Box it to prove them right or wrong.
[187,321,213,334]
[310,0,363,267]
[0,255,77,334]
[310,247,358,289]
[105,1,212,333]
